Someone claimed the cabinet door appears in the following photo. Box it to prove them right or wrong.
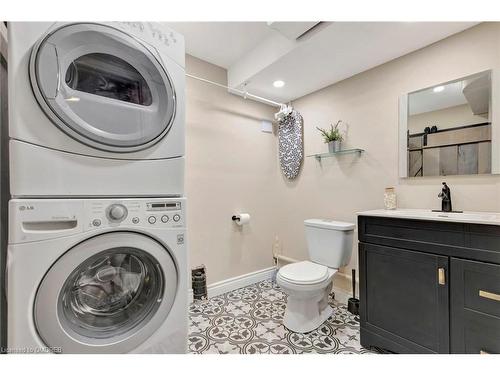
[450,258,500,354]
[360,243,449,353]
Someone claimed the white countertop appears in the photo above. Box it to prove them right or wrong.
[357,208,500,226]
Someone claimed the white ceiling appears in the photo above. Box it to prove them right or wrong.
[409,71,491,115]
[166,22,274,68]
[409,81,468,116]
[167,22,479,104]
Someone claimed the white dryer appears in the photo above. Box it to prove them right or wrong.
[7,197,187,353]
[8,22,185,197]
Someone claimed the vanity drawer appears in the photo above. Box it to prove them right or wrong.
[451,258,500,353]
[453,258,500,318]
[453,309,500,354]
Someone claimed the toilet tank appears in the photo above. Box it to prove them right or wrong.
[304,219,355,268]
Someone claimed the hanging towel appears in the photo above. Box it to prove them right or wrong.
[278,110,303,179]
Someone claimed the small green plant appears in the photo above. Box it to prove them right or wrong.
[316,120,344,143]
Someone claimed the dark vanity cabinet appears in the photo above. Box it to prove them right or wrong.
[358,216,500,354]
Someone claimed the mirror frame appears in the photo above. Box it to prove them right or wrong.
[399,69,499,178]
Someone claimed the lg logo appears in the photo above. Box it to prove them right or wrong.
[19,205,34,211]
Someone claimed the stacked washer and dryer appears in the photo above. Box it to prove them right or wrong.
[6,22,188,353]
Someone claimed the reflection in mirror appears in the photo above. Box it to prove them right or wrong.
[404,71,492,177]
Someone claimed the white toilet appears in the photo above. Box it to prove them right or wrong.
[276,219,355,333]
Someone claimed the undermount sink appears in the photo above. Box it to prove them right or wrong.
[357,208,500,226]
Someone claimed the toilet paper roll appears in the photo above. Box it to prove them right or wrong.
[234,213,251,226]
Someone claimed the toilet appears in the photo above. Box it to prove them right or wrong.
[276,219,355,333]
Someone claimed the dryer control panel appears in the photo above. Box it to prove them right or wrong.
[9,198,186,244]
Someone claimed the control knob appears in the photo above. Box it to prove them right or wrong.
[107,204,128,222]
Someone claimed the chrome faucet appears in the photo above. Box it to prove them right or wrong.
[438,182,452,212]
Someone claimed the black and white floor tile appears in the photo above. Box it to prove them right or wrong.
[188,279,380,354]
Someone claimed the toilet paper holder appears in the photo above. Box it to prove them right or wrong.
[231,214,250,225]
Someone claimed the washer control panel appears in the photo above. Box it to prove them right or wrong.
[86,198,185,230]
[8,198,186,244]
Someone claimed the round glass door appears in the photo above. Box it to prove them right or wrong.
[60,248,163,340]
[30,23,176,152]
[35,232,178,353]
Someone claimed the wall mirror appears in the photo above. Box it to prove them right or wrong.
[399,70,499,178]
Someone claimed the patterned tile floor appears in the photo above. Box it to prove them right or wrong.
[188,279,380,354]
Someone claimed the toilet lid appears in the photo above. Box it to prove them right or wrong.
[279,261,329,284]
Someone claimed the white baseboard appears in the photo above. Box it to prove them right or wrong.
[188,266,357,304]
[189,266,277,301]
[332,285,351,304]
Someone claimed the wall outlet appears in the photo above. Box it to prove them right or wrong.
[261,120,273,133]
[272,235,281,255]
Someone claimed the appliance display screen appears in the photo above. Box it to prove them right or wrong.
[147,202,180,211]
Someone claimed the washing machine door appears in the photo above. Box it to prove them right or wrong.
[34,232,178,353]
[30,23,176,153]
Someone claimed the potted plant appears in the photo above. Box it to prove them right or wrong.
[316,120,344,153]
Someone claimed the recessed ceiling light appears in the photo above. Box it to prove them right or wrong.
[433,86,445,93]
[273,80,285,88]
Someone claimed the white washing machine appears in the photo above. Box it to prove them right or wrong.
[7,197,188,353]
[8,22,185,197]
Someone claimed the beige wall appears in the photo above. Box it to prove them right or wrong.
[186,23,500,288]
[185,55,277,285]
[408,104,488,134]
[276,22,500,277]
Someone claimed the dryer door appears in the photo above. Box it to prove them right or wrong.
[34,232,178,353]
[30,23,176,152]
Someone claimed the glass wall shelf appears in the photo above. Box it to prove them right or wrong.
[307,148,365,160]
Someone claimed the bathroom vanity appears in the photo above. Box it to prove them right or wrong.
[357,209,500,354]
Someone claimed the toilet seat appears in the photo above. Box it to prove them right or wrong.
[278,261,329,285]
